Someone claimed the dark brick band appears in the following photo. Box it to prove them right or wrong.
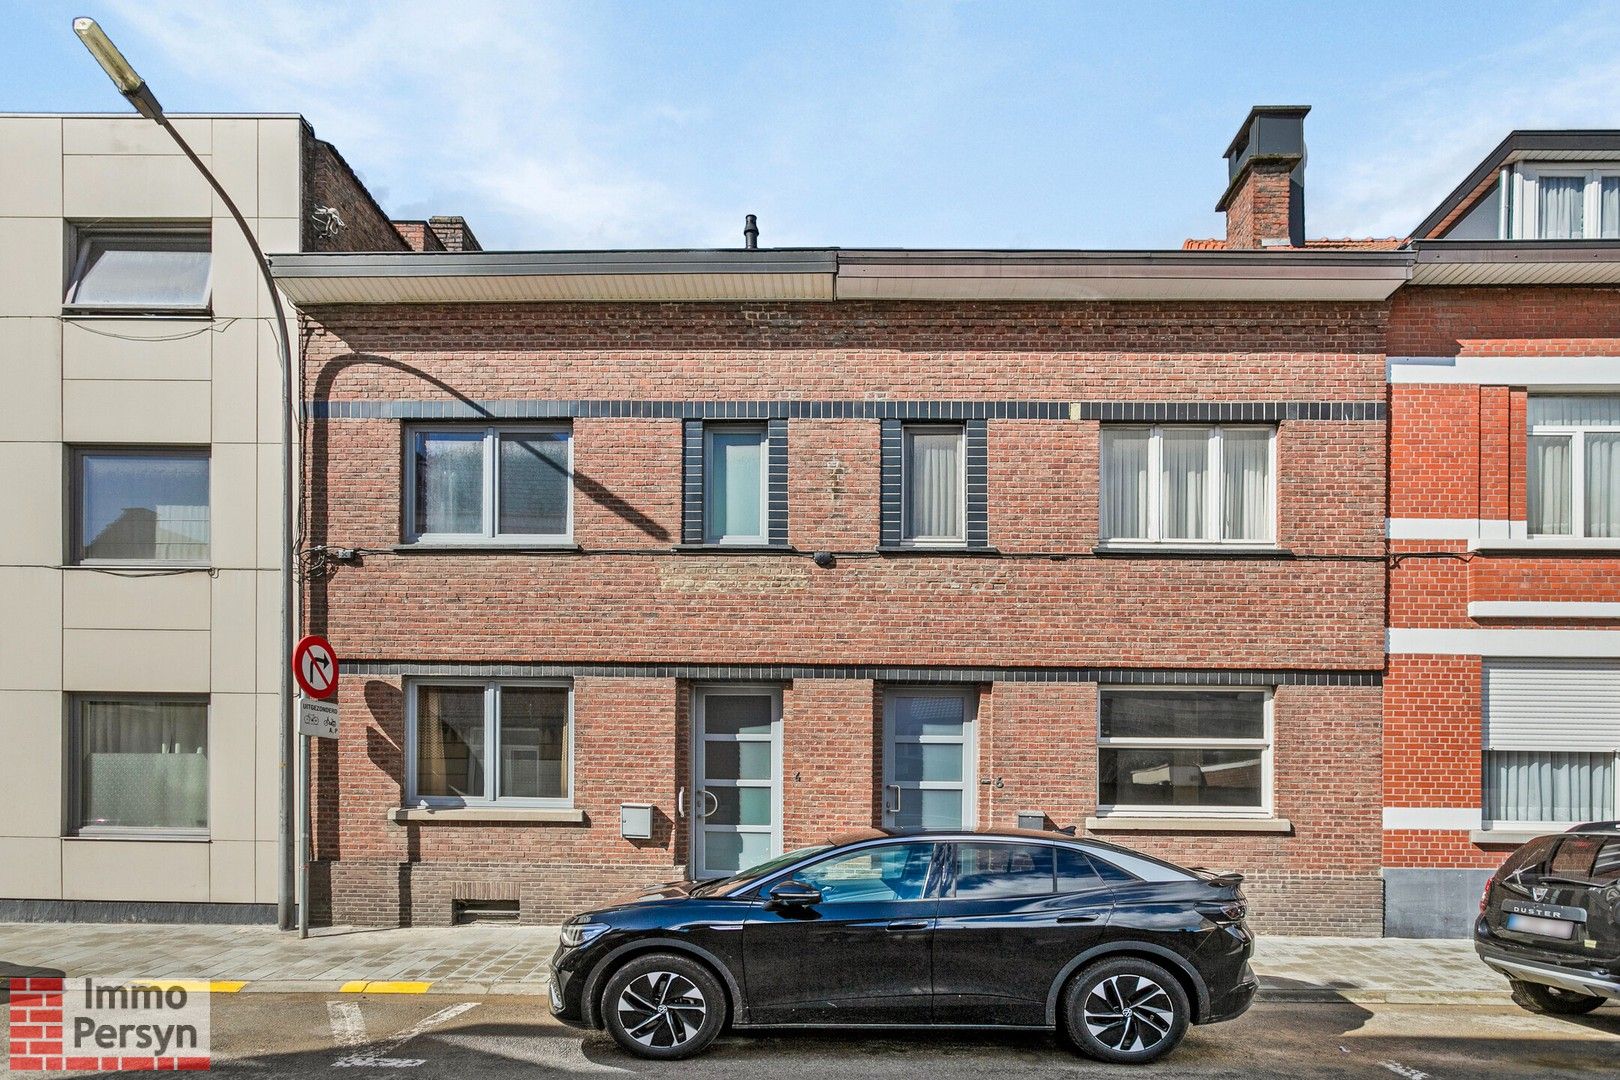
[311,398,1385,422]
[345,660,1381,687]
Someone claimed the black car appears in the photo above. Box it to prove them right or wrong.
[550,827,1256,1063]
[1477,821,1620,1014]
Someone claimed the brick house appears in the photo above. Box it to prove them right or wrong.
[270,105,1406,934]
[1381,131,1620,935]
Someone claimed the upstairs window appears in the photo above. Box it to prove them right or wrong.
[406,424,572,544]
[704,424,768,544]
[1514,167,1620,240]
[65,227,212,310]
[1100,425,1274,545]
[1527,396,1620,538]
[902,424,966,545]
[73,448,210,564]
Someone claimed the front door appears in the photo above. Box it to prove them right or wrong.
[692,687,781,879]
[883,689,977,829]
[742,840,942,1024]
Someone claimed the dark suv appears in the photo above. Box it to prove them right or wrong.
[1476,822,1620,1014]
[550,827,1256,1063]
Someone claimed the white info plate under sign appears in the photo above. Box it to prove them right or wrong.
[298,696,339,739]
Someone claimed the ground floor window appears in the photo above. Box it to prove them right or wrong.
[407,681,572,807]
[72,695,208,835]
[1482,659,1620,828]
[1484,751,1617,824]
[1096,689,1271,816]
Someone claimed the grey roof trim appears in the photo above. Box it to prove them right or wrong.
[836,248,1409,270]
[268,248,839,278]
[1412,239,1620,264]
[1413,130,1620,239]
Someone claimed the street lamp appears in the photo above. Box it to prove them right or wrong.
[73,17,305,936]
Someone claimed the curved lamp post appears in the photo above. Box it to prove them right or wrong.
[73,17,303,935]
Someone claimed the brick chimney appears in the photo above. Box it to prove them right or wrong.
[428,215,483,252]
[1217,106,1309,249]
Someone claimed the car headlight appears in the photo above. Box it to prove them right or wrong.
[560,917,610,948]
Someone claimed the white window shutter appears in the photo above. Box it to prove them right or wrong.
[1484,660,1620,752]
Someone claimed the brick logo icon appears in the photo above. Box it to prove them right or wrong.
[9,977,210,1071]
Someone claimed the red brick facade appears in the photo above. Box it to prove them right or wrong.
[300,298,1389,934]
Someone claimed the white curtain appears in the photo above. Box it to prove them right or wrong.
[1160,428,1210,540]
[417,432,483,535]
[1537,176,1585,239]
[416,686,485,799]
[1528,435,1572,535]
[905,429,963,540]
[1221,429,1271,540]
[1601,176,1619,239]
[78,699,208,830]
[1588,433,1620,538]
[1530,396,1620,427]
[1101,428,1149,539]
[1486,751,1615,822]
[707,429,765,541]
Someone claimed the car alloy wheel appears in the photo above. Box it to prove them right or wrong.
[615,970,708,1050]
[1082,972,1176,1054]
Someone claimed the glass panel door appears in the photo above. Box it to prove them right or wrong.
[693,689,781,878]
[883,690,976,829]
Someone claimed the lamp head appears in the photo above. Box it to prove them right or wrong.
[73,17,163,119]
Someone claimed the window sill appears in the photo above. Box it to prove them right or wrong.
[1085,815,1292,833]
[1092,543,1292,557]
[388,806,586,824]
[67,831,211,843]
[392,542,581,554]
[875,544,1000,555]
[672,544,797,554]
[62,308,215,320]
[1470,538,1620,553]
[1470,828,1547,846]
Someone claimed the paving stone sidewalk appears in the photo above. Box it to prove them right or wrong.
[0,923,1508,1002]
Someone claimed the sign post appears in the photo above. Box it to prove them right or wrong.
[292,636,340,940]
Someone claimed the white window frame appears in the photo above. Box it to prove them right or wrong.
[70,445,212,567]
[63,224,214,312]
[691,684,785,878]
[404,679,574,809]
[882,686,980,829]
[403,423,573,545]
[1098,425,1277,547]
[702,423,770,546]
[1527,400,1620,539]
[1095,686,1274,819]
[69,693,211,840]
[1481,749,1620,834]
[1511,164,1620,240]
[900,423,967,547]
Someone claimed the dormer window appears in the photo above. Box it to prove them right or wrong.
[1511,166,1620,240]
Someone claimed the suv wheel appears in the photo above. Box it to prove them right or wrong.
[1061,956,1191,1065]
[1509,979,1606,1016]
[601,953,727,1060]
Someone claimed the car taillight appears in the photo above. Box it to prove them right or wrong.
[1480,875,1494,914]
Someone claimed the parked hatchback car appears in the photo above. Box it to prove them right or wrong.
[1476,822,1620,1014]
[550,827,1256,1063]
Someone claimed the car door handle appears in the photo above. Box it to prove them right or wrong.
[1057,913,1100,924]
[886,920,930,932]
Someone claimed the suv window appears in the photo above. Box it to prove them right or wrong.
[1550,835,1605,878]
[1597,839,1620,883]
[796,842,936,904]
[953,843,1054,899]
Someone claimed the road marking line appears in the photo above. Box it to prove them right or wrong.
[331,1000,480,1069]
[129,979,246,993]
[339,981,433,994]
[1380,1063,1431,1080]
[327,1000,368,1051]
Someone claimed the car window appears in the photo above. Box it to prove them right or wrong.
[1551,835,1604,878]
[953,843,1054,899]
[1596,839,1620,883]
[1056,848,1112,894]
[796,842,936,904]
[1498,835,1560,880]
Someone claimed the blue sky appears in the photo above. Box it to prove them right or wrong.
[5,1,1618,250]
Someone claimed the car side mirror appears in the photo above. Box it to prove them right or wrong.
[767,880,822,907]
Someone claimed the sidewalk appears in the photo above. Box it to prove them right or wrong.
[0,923,1509,1003]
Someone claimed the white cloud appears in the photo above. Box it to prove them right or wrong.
[105,0,736,247]
[1313,7,1620,238]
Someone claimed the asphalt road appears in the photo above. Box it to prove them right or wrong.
[62,995,1620,1078]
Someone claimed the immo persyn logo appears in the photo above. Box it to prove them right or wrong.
[9,976,211,1071]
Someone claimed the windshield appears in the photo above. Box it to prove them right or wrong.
[690,844,835,897]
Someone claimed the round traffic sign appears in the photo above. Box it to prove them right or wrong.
[292,635,340,700]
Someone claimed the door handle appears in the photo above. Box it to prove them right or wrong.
[1057,913,1101,924]
[886,919,930,932]
[701,789,719,819]
[885,784,902,815]
[677,787,686,820]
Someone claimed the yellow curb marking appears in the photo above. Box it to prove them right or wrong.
[340,981,432,994]
[130,980,246,993]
